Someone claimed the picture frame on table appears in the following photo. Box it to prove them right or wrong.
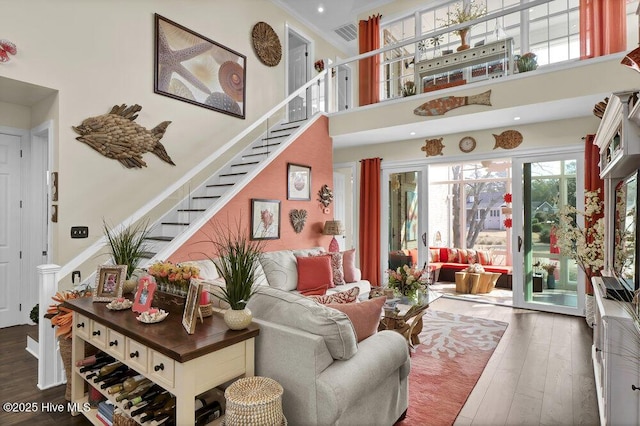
[287,163,311,200]
[182,280,203,334]
[251,198,281,240]
[133,276,157,313]
[154,14,246,119]
[94,265,126,302]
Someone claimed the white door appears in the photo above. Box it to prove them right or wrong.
[336,64,352,111]
[287,29,310,122]
[0,132,22,327]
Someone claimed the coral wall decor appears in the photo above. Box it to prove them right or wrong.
[0,39,17,62]
[72,104,174,169]
[155,14,246,118]
[413,90,491,116]
[289,209,308,233]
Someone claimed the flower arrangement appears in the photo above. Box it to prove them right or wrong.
[147,261,200,296]
[314,59,324,73]
[466,263,485,273]
[541,263,556,274]
[515,52,538,73]
[440,1,487,35]
[45,286,92,339]
[387,264,428,297]
[556,189,605,279]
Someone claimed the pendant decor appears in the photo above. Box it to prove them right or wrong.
[72,104,174,169]
[493,130,523,150]
[413,90,491,116]
[289,209,308,233]
[252,22,282,67]
[421,137,445,157]
[317,184,334,214]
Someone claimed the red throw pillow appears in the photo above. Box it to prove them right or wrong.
[342,249,360,283]
[296,255,332,296]
[327,296,386,342]
[477,250,493,265]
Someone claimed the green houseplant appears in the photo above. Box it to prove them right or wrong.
[204,219,265,329]
[103,219,152,292]
[440,1,487,51]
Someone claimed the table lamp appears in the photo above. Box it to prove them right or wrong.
[323,220,343,253]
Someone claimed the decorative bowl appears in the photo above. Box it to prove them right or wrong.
[136,309,168,324]
[106,299,133,311]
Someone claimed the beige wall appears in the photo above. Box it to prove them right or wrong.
[0,101,30,129]
[0,0,344,265]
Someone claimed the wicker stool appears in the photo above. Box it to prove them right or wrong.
[224,376,285,425]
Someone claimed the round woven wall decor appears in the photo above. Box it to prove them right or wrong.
[252,22,282,67]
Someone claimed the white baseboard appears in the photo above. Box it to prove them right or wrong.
[26,335,39,359]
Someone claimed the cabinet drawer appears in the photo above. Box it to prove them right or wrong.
[148,350,175,388]
[74,313,90,340]
[106,329,125,359]
[126,338,148,373]
[89,321,107,348]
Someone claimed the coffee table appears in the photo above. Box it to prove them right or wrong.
[378,288,442,349]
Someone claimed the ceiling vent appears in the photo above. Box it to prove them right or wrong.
[334,23,357,42]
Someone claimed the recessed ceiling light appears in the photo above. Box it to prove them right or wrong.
[410,131,416,136]
[318,5,324,13]
[514,116,521,121]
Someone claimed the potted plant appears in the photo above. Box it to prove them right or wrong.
[515,52,538,73]
[440,1,487,51]
[541,263,557,288]
[402,81,416,97]
[204,219,265,330]
[103,219,152,293]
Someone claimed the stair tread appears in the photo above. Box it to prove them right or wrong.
[252,142,281,149]
[271,125,301,133]
[192,195,221,199]
[177,208,206,212]
[146,236,173,241]
[220,172,247,177]
[262,134,290,141]
[242,152,271,158]
[232,161,260,167]
[206,183,234,187]
[161,222,190,226]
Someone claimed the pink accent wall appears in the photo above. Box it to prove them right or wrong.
[169,115,334,262]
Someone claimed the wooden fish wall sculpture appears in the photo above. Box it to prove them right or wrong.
[73,104,174,169]
[413,90,492,116]
[493,130,523,149]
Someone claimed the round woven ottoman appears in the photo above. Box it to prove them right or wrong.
[224,376,286,425]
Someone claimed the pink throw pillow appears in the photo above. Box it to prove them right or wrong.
[296,255,332,296]
[466,249,477,264]
[477,250,492,265]
[308,287,360,304]
[342,249,361,283]
[327,296,386,342]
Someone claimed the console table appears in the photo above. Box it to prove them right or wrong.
[416,38,513,92]
[64,297,259,425]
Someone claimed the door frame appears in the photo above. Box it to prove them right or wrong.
[285,24,314,120]
[511,150,585,316]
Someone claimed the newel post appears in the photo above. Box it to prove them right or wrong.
[37,264,65,390]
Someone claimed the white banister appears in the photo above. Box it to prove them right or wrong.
[37,264,66,390]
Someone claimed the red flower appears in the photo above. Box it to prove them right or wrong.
[504,193,512,203]
[504,218,512,228]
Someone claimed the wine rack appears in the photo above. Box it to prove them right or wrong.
[65,298,258,425]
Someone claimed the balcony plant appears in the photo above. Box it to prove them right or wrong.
[402,81,416,97]
[515,52,538,73]
[440,1,487,51]
[103,219,152,293]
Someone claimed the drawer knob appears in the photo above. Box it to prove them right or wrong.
[130,351,139,358]
[154,363,164,372]
[92,330,101,336]
[76,322,85,328]
[109,340,118,347]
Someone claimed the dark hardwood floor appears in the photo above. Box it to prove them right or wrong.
[0,324,91,425]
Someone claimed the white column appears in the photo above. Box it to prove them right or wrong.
[37,264,65,390]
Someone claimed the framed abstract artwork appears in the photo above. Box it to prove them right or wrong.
[154,14,246,119]
[287,163,311,201]
[251,199,281,240]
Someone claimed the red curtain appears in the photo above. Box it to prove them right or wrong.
[359,158,382,286]
[580,0,627,59]
[358,15,381,106]
[584,134,604,294]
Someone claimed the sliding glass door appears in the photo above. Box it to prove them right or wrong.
[512,153,584,315]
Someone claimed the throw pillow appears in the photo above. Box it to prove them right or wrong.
[260,250,298,291]
[308,287,360,304]
[342,249,361,283]
[459,249,469,264]
[312,252,344,287]
[296,255,333,296]
[326,296,386,342]
[447,248,460,263]
[429,248,440,263]
[477,250,493,265]
[466,249,477,264]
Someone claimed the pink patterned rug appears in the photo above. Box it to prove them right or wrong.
[397,310,508,426]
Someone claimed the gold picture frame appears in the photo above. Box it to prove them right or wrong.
[94,265,126,302]
[182,280,203,334]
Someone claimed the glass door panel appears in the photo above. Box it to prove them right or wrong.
[387,171,421,270]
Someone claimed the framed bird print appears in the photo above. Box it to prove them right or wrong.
[154,14,246,119]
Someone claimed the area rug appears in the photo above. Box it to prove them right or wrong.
[397,310,508,426]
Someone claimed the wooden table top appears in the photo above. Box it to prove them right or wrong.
[63,297,259,363]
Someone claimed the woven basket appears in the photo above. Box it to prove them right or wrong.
[224,376,285,426]
[113,409,137,426]
[58,337,73,401]
[200,303,213,318]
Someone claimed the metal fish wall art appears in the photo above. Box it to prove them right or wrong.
[413,90,492,116]
[493,130,523,150]
[73,104,174,169]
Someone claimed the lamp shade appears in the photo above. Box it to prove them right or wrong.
[323,220,343,236]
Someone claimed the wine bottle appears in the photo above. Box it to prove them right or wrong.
[79,357,114,374]
[100,369,137,389]
[195,401,222,426]
[140,396,176,423]
[115,378,152,402]
[75,351,110,367]
[93,363,127,383]
[131,391,171,417]
[121,374,150,392]
[124,385,165,409]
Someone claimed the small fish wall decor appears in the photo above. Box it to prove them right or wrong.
[73,104,174,169]
[421,137,445,157]
[414,90,492,116]
[493,130,523,150]
[289,209,308,233]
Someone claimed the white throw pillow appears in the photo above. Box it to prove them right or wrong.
[260,250,298,291]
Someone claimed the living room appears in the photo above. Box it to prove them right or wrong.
[1,0,639,425]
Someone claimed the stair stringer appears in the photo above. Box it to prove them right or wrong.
[148,113,326,263]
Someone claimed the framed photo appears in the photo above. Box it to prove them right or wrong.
[251,199,281,240]
[182,280,203,334]
[154,14,246,119]
[94,265,126,302]
[133,276,157,313]
[287,163,311,200]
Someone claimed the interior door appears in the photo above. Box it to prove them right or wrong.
[287,30,310,122]
[336,64,352,111]
[512,153,584,315]
[0,132,22,327]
